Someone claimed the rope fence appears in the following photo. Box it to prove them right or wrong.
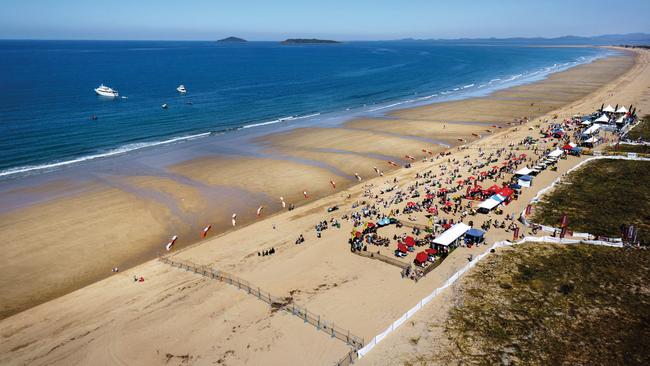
[158,255,364,351]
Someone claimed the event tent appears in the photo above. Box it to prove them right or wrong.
[581,120,592,125]
[594,114,610,123]
[548,149,564,158]
[602,104,616,113]
[583,124,601,135]
[518,175,533,188]
[464,228,485,244]
[478,195,504,210]
[432,223,471,246]
[616,115,625,123]
[514,167,533,176]
[415,252,428,264]
[616,106,628,113]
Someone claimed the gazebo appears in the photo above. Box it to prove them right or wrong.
[594,114,610,123]
[602,104,616,113]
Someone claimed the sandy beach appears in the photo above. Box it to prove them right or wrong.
[0,46,648,365]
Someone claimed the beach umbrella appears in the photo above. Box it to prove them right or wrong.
[425,193,435,199]
[438,188,448,193]
[166,235,178,251]
[202,225,212,239]
[456,179,465,185]
[480,171,488,176]
[428,207,437,214]
[469,176,476,180]
[445,201,453,207]
[404,236,416,247]
[366,222,376,228]
[415,252,428,263]
[397,243,408,253]
[492,165,500,170]
[406,202,417,208]
[425,248,438,255]
[355,231,363,238]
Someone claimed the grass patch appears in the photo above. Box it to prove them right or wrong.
[532,159,650,244]
[605,144,650,154]
[626,115,650,141]
[437,244,650,365]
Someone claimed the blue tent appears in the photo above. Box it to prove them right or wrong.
[519,175,533,182]
[377,217,391,226]
[509,183,522,190]
[466,228,485,238]
[465,228,485,244]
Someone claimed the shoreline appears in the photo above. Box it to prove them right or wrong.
[0,47,647,365]
[0,47,611,181]
[0,48,639,322]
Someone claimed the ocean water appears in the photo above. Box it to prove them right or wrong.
[0,40,608,178]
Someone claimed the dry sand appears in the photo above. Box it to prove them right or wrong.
[0,47,648,366]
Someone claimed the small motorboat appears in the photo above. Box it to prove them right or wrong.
[176,85,187,93]
[94,84,119,98]
[161,103,168,109]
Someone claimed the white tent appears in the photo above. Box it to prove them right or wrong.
[602,104,615,113]
[581,120,592,125]
[616,115,625,123]
[594,114,610,123]
[616,106,628,114]
[548,149,564,158]
[583,124,601,135]
[478,197,502,210]
[518,178,532,188]
[584,136,598,143]
[514,167,533,176]
[432,223,471,246]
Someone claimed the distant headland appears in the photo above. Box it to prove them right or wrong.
[280,38,340,45]
[217,36,247,43]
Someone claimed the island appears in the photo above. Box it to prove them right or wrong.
[280,38,340,45]
[217,36,247,43]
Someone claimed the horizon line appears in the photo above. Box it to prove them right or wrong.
[0,32,648,43]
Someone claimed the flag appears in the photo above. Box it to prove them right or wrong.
[202,225,212,239]
[560,213,568,228]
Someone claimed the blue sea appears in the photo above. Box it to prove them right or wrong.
[0,40,608,179]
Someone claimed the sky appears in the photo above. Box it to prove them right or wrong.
[1,0,649,41]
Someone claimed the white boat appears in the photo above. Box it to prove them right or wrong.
[161,103,168,109]
[94,84,119,98]
[176,85,187,93]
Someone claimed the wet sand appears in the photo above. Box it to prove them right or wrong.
[0,47,647,365]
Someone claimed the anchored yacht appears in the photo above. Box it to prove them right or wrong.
[176,85,187,93]
[94,84,119,98]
